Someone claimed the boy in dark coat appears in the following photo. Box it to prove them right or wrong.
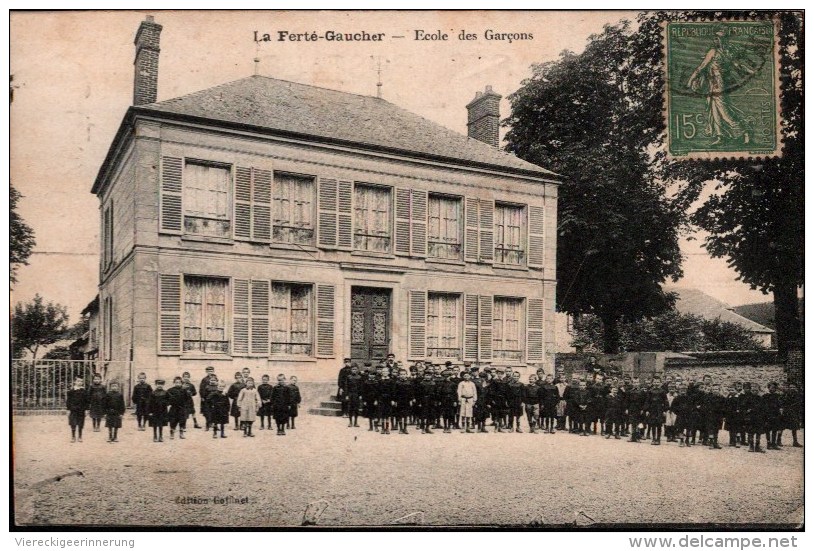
[227,372,246,431]
[763,382,784,450]
[392,369,414,434]
[104,381,126,443]
[625,377,646,442]
[507,371,525,432]
[522,374,541,433]
[741,382,765,453]
[417,371,438,434]
[131,372,153,431]
[199,366,217,429]
[541,374,559,434]
[288,376,302,429]
[337,357,353,416]
[207,380,231,439]
[181,371,201,429]
[377,371,394,434]
[644,377,669,445]
[361,370,380,432]
[782,382,803,447]
[725,384,744,447]
[147,379,170,442]
[66,377,89,443]
[167,376,192,439]
[570,379,592,436]
[257,374,273,430]
[270,374,291,435]
[439,370,459,434]
[345,365,363,428]
[703,383,726,449]
[87,373,107,433]
[604,386,624,439]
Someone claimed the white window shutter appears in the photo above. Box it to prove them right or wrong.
[317,177,338,249]
[315,284,336,357]
[478,295,493,361]
[526,298,544,362]
[408,290,427,360]
[232,278,250,356]
[250,280,270,356]
[395,188,412,256]
[252,168,272,242]
[528,205,545,269]
[463,294,479,361]
[337,180,354,251]
[410,189,428,257]
[160,156,183,234]
[234,166,252,240]
[158,274,182,354]
[479,199,494,263]
[464,197,479,263]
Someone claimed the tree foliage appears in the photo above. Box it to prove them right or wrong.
[10,183,36,287]
[571,311,765,353]
[42,345,74,360]
[11,294,69,359]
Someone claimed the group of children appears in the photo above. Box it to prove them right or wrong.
[335,356,804,453]
[66,367,303,443]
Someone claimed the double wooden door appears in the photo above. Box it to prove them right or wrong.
[350,287,391,364]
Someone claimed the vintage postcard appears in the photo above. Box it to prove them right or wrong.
[10,10,803,531]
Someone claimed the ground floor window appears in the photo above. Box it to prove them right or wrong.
[183,276,229,353]
[493,296,524,361]
[427,292,461,359]
[270,283,313,355]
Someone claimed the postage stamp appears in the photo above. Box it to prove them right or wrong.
[664,19,782,159]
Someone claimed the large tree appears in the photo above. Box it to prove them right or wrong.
[10,183,36,287]
[11,294,69,360]
[504,22,687,352]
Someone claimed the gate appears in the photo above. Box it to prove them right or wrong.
[11,359,133,414]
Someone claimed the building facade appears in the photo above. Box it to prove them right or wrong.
[92,17,559,382]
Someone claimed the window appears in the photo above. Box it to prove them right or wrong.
[104,296,113,360]
[270,283,313,355]
[354,184,391,252]
[273,173,315,246]
[183,161,230,237]
[183,276,229,353]
[494,203,526,265]
[427,293,461,359]
[103,202,113,270]
[493,297,524,361]
[428,194,462,260]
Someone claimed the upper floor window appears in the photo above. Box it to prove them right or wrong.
[354,184,391,252]
[183,276,229,353]
[102,202,114,270]
[428,194,462,260]
[183,161,231,238]
[273,173,315,246]
[494,202,526,265]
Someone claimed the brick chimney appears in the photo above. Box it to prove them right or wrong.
[133,15,162,106]
[466,85,502,147]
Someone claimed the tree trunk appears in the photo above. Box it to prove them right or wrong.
[773,281,802,358]
[600,313,621,354]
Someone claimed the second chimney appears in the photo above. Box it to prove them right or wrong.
[133,15,163,106]
[466,85,502,147]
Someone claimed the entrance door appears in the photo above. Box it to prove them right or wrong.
[350,287,391,364]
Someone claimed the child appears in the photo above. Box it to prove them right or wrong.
[288,376,302,430]
[66,377,89,443]
[270,374,291,435]
[131,372,153,431]
[237,377,261,437]
[457,371,477,434]
[644,376,668,445]
[87,373,107,433]
[167,376,191,439]
[227,372,246,431]
[522,374,540,434]
[104,381,126,443]
[541,374,559,434]
[208,380,231,439]
[257,374,273,430]
[199,366,217,429]
[181,372,201,429]
[147,379,170,442]
[604,386,624,439]
[376,371,393,435]
[393,369,414,434]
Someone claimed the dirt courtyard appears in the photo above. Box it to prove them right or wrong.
[12,414,804,528]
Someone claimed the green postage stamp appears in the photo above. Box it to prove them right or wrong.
[664,19,782,159]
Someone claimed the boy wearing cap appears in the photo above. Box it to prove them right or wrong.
[625,377,646,443]
[131,372,152,431]
[227,372,246,431]
[740,383,765,452]
[362,368,380,432]
[337,358,353,416]
[604,386,624,439]
[523,374,541,433]
[703,383,726,449]
[270,374,291,436]
[417,371,438,434]
[180,372,201,429]
[66,377,89,443]
[438,369,458,433]
[199,366,217,429]
[207,380,231,439]
[257,374,273,430]
[507,371,525,432]
[457,371,477,433]
[392,369,414,434]
[570,379,592,436]
[147,379,170,442]
[167,376,192,440]
[763,382,783,450]
[643,376,668,445]
[782,382,803,448]
[103,381,126,443]
[345,364,363,428]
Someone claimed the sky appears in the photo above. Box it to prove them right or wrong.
[9,10,775,322]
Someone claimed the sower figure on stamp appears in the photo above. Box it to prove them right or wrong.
[131,372,152,431]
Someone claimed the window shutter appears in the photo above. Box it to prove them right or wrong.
[252,168,272,241]
[160,156,183,234]
[250,280,270,356]
[464,197,479,263]
[408,290,427,360]
[528,205,545,269]
[526,298,544,362]
[317,177,338,248]
[478,295,493,361]
[410,189,427,257]
[232,278,250,356]
[315,284,336,357]
[158,274,182,354]
[234,167,252,240]
[464,294,479,361]
[479,199,494,263]
[395,188,412,256]
[337,180,354,251]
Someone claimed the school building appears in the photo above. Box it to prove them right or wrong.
[92,17,560,383]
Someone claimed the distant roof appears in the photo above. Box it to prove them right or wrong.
[81,295,99,316]
[667,287,775,334]
[137,75,556,178]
